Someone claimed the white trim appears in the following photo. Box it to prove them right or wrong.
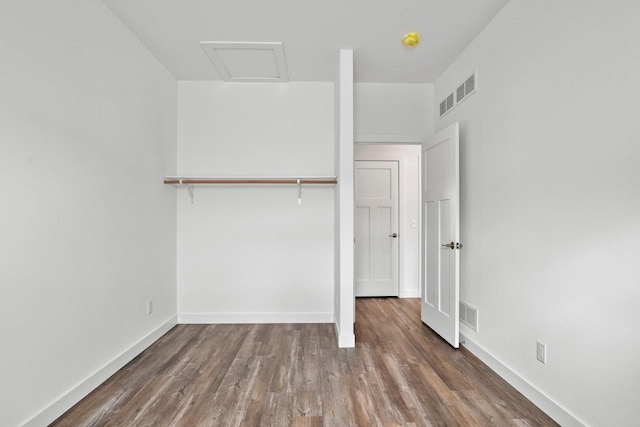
[23,316,177,427]
[460,334,586,427]
[354,134,422,144]
[335,322,356,348]
[178,312,334,324]
[399,290,421,298]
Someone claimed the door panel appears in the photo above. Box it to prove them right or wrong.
[355,206,371,280]
[355,161,399,297]
[421,123,460,348]
[377,206,392,281]
[424,200,437,306]
[439,199,451,316]
[356,167,392,199]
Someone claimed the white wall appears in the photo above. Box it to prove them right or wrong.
[435,1,640,426]
[176,82,335,323]
[355,83,434,142]
[0,2,178,426]
[355,144,421,298]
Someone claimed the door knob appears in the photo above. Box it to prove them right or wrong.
[441,242,455,249]
[389,233,398,238]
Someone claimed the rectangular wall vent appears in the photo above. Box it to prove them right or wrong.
[439,92,455,118]
[457,71,476,104]
[439,70,477,119]
[459,301,479,331]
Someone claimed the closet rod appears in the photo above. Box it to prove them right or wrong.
[163,177,337,185]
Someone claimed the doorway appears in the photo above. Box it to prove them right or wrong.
[354,143,422,299]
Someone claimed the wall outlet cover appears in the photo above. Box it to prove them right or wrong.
[536,341,546,364]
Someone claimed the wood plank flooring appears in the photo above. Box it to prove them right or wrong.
[51,298,558,426]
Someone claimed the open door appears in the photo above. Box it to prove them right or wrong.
[421,122,461,348]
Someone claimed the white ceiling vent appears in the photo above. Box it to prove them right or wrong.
[200,42,289,82]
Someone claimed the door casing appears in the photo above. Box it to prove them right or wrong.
[354,143,422,300]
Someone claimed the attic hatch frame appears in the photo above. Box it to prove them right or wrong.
[200,41,289,82]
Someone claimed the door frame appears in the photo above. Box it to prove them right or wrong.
[354,142,422,299]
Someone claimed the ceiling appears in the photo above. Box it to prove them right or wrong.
[102,0,508,83]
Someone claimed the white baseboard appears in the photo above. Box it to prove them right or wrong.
[178,312,334,324]
[399,290,420,298]
[338,333,356,348]
[334,322,356,348]
[23,316,177,427]
[460,334,586,427]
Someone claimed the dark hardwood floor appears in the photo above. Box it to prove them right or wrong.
[51,298,558,426]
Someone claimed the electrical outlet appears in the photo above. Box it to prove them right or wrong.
[536,341,546,364]
[146,300,153,315]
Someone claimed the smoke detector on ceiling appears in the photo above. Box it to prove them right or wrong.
[402,32,420,47]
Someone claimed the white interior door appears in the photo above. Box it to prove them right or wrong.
[355,161,399,297]
[421,123,461,348]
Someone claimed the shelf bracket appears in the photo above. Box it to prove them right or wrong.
[186,184,194,204]
[179,178,194,204]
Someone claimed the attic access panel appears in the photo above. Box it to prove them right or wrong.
[200,42,289,82]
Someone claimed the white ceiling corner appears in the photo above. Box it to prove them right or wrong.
[200,42,289,82]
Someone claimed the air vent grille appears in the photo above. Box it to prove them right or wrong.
[456,83,465,103]
[439,70,477,119]
[459,301,479,331]
[439,92,455,118]
[465,73,476,93]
